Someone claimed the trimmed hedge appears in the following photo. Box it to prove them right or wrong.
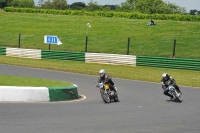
[4,7,200,21]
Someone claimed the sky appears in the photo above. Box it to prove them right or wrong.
[34,0,200,12]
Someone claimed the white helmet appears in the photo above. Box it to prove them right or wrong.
[99,69,105,77]
[162,73,169,80]
[162,73,167,78]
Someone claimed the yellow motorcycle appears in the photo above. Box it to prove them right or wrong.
[95,82,119,103]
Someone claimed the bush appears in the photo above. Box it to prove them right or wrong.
[3,7,200,22]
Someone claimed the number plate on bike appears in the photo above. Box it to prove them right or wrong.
[105,84,109,90]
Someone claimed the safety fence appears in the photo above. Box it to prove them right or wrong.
[137,56,200,71]
[0,47,6,55]
[0,47,199,71]
[85,53,136,66]
[42,50,85,62]
[0,47,136,66]
[6,47,41,59]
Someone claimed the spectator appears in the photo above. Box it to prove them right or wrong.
[147,19,155,26]
[150,19,154,25]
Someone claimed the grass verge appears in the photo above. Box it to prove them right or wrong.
[0,56,199,87]
[0,74,72,87]
[0,12,200,59]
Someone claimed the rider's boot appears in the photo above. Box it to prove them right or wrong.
[170,96,175,101]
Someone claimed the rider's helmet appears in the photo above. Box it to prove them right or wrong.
[99,69,105,78]
[162,73,169,81]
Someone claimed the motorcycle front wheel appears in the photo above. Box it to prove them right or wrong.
[175,93,182,102]
[101,92,111,103]
[113,91,119,102]
[173,91,182,103]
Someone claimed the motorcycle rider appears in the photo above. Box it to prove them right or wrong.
[98,69,116,91]
[161,73,182,100]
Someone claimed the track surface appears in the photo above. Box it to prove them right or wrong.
[0,64,200,133]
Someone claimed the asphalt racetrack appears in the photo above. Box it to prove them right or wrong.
[0,64,200,133]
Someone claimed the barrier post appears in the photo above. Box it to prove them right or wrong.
[85,23,91,52]
[85,36,88,52]
[49,44,51,50]
[127,37,130,55]
[172,39,176,57]
[18,33,21,48]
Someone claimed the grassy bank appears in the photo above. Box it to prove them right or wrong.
[1,11,199,88]
[0,56,199,87]
[0,74,72,87]
[0,11,200,59]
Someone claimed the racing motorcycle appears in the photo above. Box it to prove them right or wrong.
[168,85,182,102]
[95,82,119,103]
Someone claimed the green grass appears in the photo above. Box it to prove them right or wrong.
[0,11,200,59]
[0,11,199,88]
[0,74,72,87]
[0,56,199,87]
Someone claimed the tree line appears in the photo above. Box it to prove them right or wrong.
[0,0,199,15]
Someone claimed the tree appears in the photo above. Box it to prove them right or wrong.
[41,0,52,9]
[107,5,116,10]
[165,2,186,14]
[70,2,86,10]
[189,9,198,15]
[86,0,103,11]
[37,0,45,7]
[197,11,200,15]
[51,0,68,10]
[102,5,111,11]
[115,0,186,14]
[133,0,186,14]
[0,0,26,8]
[41,0,68,10]
[0,0,6,8]
[116,0,136,12]
[8,0,35,8]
